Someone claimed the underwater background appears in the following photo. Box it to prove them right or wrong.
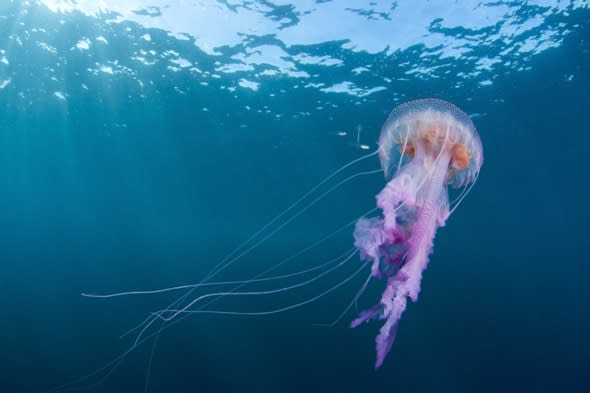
[0,1,589,392]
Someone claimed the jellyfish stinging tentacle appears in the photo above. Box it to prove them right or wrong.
[351,98,483,368]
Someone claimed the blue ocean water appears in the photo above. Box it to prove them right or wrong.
[0,1,589,392]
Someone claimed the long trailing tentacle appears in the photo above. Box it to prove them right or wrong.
[55,153,380,393]
[119,206,379,341]
[129,167,382,343]
[154,249,358,322]
[153,257,367,319]
[82,252,349,299]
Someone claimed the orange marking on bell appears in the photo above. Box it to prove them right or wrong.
[451,144,469,170]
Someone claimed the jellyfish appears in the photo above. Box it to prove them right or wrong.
[350,98,483,368]
[48,99,482,393]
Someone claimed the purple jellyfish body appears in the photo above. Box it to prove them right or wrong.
[351,98,483,368]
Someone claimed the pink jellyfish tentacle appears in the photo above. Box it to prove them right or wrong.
[352,146,453,368]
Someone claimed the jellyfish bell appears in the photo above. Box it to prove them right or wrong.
[352,98,483,368]
[379,98,483,187]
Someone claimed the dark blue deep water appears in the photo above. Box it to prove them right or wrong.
[1,1,589,392]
